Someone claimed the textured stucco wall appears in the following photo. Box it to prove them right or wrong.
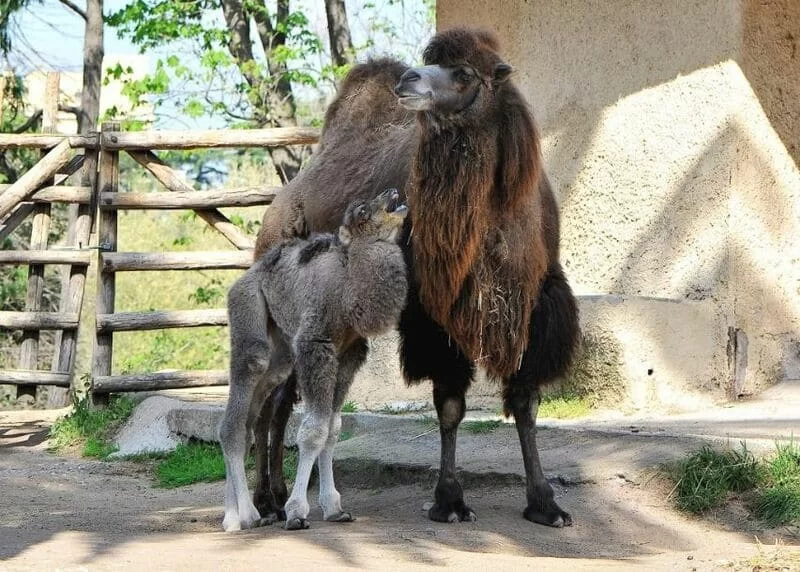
[436,0,800,405]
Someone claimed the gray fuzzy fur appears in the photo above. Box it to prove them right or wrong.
[219,191,408,532]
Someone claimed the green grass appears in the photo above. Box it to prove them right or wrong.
[155,442,231,488]
[670,441,800,527]
[48,396,135,458]
[754,440,800,526]
[670,444,761,514]
[539,395,591,419]
[339,430,354,442]
[154,441,299,488]
[462,419,503,434]
[341,401,358,413]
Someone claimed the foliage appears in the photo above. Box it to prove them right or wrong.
[670,441,800,527]
[106,1,321,127]
[105,0,435,129]
[341,400,358,413]
[48,396,136,457]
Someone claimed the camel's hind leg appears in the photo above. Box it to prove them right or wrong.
[505,264,579,527]
[252,374,297,523]
[318,338,367,523]
[283,338,337,530]
[220,274,293,532]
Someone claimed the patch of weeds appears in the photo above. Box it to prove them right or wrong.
[462,419,503,434]
[155,442,299,488]
[539,395,591,419]
[48,396,135,458]
[341,401,358,413]
[755,440,800,526]
[670,440,800,527]
[670,444,761,514]
[156,442,230,488]
[339,430,353,442]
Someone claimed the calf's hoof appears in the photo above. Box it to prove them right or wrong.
[324,511,355,523]
[285,517,310,531]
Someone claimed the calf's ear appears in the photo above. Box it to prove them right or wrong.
[493,63,513,84]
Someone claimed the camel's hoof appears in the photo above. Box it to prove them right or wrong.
[258,513,279,526]
[428,502,477,523]
[285,518,310,531]
[523,506,572,528]
[325,511,355,523]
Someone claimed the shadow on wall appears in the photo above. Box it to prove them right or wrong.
[742,0,800,165]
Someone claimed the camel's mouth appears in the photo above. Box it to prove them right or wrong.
[397,94,433,111]
[379,188,408,221]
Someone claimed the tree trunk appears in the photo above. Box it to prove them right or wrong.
[325,0,355,67]
[245,0,304,183]
[48,0,104,408]
[78,0,104,134]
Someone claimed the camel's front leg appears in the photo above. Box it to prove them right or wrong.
[317,339,367,522]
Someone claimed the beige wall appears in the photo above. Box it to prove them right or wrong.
[437,0,800,405]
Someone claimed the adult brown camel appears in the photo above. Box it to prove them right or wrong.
[250,28,580,527]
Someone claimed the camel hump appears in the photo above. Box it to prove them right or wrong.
[322,58,413,140]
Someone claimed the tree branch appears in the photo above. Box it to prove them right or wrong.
[13,108,42,133]
[57,0,88,21]
[58,103,82,117]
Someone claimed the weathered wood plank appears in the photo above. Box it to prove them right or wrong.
[101,251,252,272]
[99,187,277,209]
[0,250,91,265]
[92,123,120,402]
[0,311,79,329]
[0,370,71,386]
[50,149,98,407]
[0,134,98,150]
[127,150,255,250]
[96,309,228,333]
[0,139,73,219]
[102,127,319,150]
[93,370,228,393]
[0,202,35,242]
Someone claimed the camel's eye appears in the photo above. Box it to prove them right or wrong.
[455,67,474,83]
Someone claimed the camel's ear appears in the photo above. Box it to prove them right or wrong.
[338,225,352,245]
[493,63,513,84]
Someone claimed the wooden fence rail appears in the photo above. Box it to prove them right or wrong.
[1,114,320,403]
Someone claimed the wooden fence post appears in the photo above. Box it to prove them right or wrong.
[17,72,59,399]
[49,151,100,407]
[90,122,119,406]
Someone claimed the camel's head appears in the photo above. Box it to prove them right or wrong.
[339,188,408,245]
[394,28,512,116]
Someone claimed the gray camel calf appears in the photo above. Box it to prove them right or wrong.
[219,188,409,532]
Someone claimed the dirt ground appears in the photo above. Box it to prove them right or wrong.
[1,410,799,571]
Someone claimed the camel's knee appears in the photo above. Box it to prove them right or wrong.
[296,413,330,452]
[437,397,465,430]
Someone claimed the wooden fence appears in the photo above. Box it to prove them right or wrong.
[0,84,319,403]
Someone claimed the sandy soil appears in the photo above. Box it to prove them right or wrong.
[1,411,798,571]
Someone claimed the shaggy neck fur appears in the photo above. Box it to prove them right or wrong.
[408,93,546,379]
[343,235,408,337]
